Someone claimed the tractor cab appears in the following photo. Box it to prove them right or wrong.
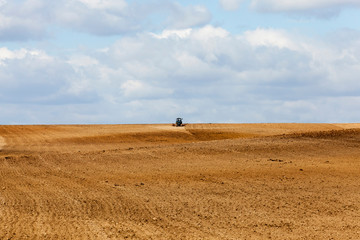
[175,118,183,127]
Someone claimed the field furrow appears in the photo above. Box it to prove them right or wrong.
[0,124,360,239]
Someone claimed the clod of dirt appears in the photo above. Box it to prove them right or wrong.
[268,158,284,162]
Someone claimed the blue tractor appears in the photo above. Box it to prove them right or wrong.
[175,118,184,127]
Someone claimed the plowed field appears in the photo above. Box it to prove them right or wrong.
[1,123,360,239]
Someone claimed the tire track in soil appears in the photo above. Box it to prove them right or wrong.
[0,126,81,238]
[0,136,5,150]
[5,126,104,238]
[1,154,51,238]
[0,127,37,237]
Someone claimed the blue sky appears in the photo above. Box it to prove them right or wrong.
[1,0,360,124]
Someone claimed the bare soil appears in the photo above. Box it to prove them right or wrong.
[0,123,360,239]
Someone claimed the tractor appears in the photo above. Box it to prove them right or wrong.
[175,118,184,127]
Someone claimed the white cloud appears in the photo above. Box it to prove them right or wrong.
[53,0,139,35]
[219,0,360,17]
[0,0,212,40]
[0,48,49,64]
[121,80,173,99]
[251,0,360,11]
[0,48,26,61]
[250,0,360,17]
[0,47,97,105]
[151,28,192,39]
[192,25,229,41]
[244,28,298,49]
[67,55,99,67]
[0,0,48,41]
[219,0,244,11]
[1,26,360,123]
[165,4,211,29]
[76,0,127,11]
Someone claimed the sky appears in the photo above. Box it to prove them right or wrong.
[1,0,360,124]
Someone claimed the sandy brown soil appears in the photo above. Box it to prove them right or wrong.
[0,123,360,239]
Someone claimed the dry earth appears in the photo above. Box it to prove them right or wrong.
[0,123,360,239]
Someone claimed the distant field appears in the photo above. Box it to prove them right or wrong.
[0,123,360,239]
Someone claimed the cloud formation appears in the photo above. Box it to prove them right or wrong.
[219,0,243,11]
[164,3,211,29]
[0,0,212,40]
[0,48,96,105]
[251,0,360,12]
[1,25,360,123]
[220,0,360,18]
[0,0,49,41]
